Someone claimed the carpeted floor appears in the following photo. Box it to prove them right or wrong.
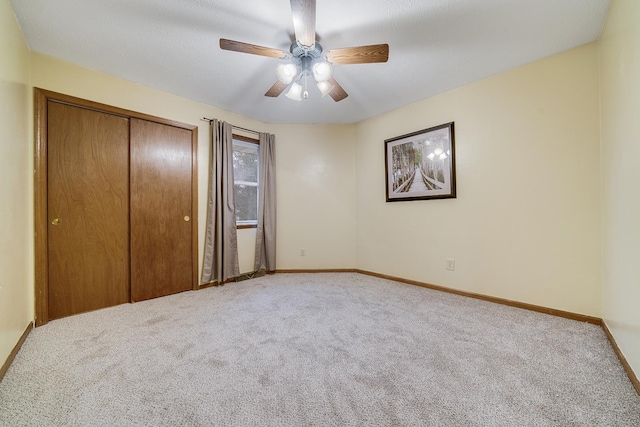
[1,273,639,426]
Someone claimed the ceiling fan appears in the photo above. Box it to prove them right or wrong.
[219,0,389,102]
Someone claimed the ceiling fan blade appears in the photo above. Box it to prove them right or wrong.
[265,80,289,98]
[326,44,389,64]
[290,0,316,47]
[328,77,348,102]
[219,39,287,59]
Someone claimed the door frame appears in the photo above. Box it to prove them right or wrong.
[34,88,199,326]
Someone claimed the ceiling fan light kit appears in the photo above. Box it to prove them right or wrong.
[219,0,389,103]
[276,46,334,101]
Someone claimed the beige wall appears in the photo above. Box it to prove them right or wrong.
[599,0,640,378]
[237,124,356,273]
[0,0,32,366]
[271,123,357,269]
[355,43,602,317]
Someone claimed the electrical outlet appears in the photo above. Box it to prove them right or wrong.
[446,258,455,271]
[300,249,306,257]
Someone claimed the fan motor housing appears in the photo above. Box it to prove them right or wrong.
[290,41,323,59]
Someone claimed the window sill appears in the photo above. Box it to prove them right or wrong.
[237,224,257,229]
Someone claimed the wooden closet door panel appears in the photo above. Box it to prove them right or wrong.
[130,119,193,301]
[47,102,130,319]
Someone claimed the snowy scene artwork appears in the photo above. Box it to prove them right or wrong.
[385,122,456,202]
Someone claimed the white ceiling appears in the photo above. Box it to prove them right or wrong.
[11,0,611,124]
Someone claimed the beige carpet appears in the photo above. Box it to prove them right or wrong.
[1,273,639,426]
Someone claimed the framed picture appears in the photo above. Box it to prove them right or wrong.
[385,122,456,202]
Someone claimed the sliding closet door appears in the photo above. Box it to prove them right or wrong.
[47,102,130,319]
[130,119,193,301]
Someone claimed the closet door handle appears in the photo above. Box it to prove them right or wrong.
[51,218,61,226]
[183,216,190,222]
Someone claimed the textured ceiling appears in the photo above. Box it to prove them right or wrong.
[11,0,611,124]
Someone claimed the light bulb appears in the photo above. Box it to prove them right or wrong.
[285,82,303,101]
[312,61,332,82]
[276,63,298,84]
[317,81,335,97]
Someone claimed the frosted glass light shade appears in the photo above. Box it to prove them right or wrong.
[276,63,298,84]
[285,82,303,101]
[316,81,335,97]
[312,61,332,82]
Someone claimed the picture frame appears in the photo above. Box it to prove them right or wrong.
[385,122,456,202]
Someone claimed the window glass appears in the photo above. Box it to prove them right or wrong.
[234,184,258,223]
[232,138,259,226]
[233,148,258,182]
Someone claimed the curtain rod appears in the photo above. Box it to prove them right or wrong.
[201,117,260,135]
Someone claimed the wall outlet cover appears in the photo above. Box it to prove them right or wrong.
[446,258,455,271]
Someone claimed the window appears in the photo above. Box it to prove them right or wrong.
[232,136,259,228]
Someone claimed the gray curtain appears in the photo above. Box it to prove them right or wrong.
[201,120,240,284]
[254,132,276,272]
